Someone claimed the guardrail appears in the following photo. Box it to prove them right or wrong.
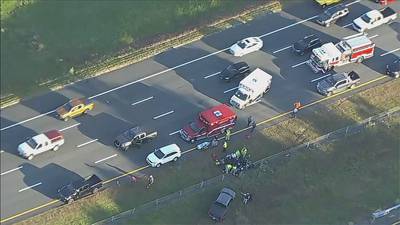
[92,106,400,225]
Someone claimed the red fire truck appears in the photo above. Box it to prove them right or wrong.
[307,34,375,73]
[180,104,237,143]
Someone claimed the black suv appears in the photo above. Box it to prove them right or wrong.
[58,175,103,204]
[316,4,349,27]
[386,57,400,79]
[219,62,250,82]
[292,34,322,55]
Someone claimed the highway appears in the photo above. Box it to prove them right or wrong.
[1,0,399,223]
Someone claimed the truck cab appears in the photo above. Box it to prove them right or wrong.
[230,68,272,109]
[180,104,236,143]
[18,130,65,160]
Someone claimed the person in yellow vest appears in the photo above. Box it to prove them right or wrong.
[240,147,248,158]
[225,164,233,173]
[223,141,228,152]
[225,128,231,141]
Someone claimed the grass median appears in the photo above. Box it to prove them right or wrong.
[14,78,400,225]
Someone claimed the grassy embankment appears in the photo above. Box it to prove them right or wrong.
[1,0,280,104]
[15,77,400,225]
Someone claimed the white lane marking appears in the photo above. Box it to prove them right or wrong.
[259,15,319,38]
[169,130,181,136]
[95,154,118,164]
[380,48,400,57]
[0,150,4,153]
[273,45,292,54]
[343,23,352,28]
[0,8,347,132]
[59,123,80,132]
[76,139,98,148]
[153,110,174,120]
[204,72,221,79]
[18,182,42,193]
[345,0,360,6]
[223,86,239,93]
[131,96,154,106]
[1,166,23,176]
[291,60,308,68]
[311,74,331,83]
[0,110,56,131]
[369,34,379,39]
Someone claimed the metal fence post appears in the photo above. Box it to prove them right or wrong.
[156,199,159,208]
[179,190,182,198]
[345,126,349,137]
[222,174,225,182]
[131,208,135,216]
[200,181,204,188]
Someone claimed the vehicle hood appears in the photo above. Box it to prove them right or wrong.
[388,61,400,73]
[230,95,244,108]
[317,79,332,92]
[115,132,131,145]
[293,41,306,52]
[182,120,204,137]
[317,13,330,22]
[56,106,68,117]
[209,203,226,220]
[220,69,234,80]
[18,142,33,154]
[146,152,160,165]
[229,44,242,55]
[58,184,76,199]
[353,17,367,28]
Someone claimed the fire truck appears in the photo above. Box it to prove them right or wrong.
[307,34,375,73]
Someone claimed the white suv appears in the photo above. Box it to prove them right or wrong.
[146,144,181,167]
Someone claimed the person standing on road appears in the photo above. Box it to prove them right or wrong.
[247,121,257,139]
[211,137,219,148]
[225,128,231,141]
[223,141,228,152]
[247,116,253,127]
[292,101,302,118]
[146,175,154,189]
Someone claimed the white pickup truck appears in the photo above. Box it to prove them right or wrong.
[18,130,65,160]
[230,68,272,109]
[353,7,397,32]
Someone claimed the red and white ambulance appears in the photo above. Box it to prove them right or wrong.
[307,34,375,73]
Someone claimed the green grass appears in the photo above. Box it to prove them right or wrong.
[1,0,260,98]
[16,80,400,225]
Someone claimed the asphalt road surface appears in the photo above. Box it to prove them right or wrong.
[1,0,399,223]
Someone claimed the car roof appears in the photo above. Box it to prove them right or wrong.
[200,104,236,125]
[159,144,180,154]
[127,126,143,135]
[44,130,63,140]
[232,61,248,69]
[326,3,346,13]
[217,188,235,205]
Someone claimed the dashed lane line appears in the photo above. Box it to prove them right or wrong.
[94,154,118,164]
[76,139,98,148]
[381,48,400,57]
[1,166,23,176]
[59,123,80,132]
[342,23,352,28]
[291,60,308,68]
[18,182,42,193]
[223,87,238,94]
[204,72,221,79]
[273,45,292,54]
[131,96,154,106]
[169,130,181,136]
[311,74,331,83]
[153,110,174,120]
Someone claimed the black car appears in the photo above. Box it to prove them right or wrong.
[208,188,235,222]
[219,62,250,82]
[386,58,400,79]
[292,34,322,55]
[114,126,157,151]
[316,4,349,27]
[58,175,103,204]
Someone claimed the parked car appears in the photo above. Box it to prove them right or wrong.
[58,175,103,204]
[208,188,236,222]
[56,98,95,121]
[229,37,263,57]
[18,130,64,160]
[292,34,322,55]
[146,144,181,168]
[315,3,349,27]
[219,62,250,82]
[316,71,360,96]
[314,0,341,8]
[114,126,157,151]
[386,57,399,79]
[353,7,397,32]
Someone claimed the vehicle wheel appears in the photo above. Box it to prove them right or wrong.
[357,57,364,63]
[190,139,196,144]
[63,116,69,122]
[27,154,34,160]
[83,109,89,114]
[53,145,59,151]
[394,73,399,79]
[327,92,333,97]
[322,4,326,8]
[156,163,161,168]
[350,84,356,89]
[173,157,178,162]
[325,23,330,27]
[67,198,74,204]
[92,187,98,194]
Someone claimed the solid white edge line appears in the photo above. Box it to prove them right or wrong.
[380,48,400,57]
[0,150,4,153]
[169,130,181,136]
[0,110,56,131]
[76,139,99,148]
[345,0,361,6]
[291,60,308,68]
[259,15,319,38]
[311,74,331,83]
[153,110,174,120]
[18,182,42,193]
[95,154,118,164]
[204,72,221,79]
[273,45,292,54]
[1,166,23,176]
[343,23,352,28]
[131,96,154,106]
[369,34,379,39]
[223,86,239,94]
[59,123,80,132]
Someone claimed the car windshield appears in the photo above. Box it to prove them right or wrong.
[324,76,336,86]
[26,138,38,149]
[64,102,73,112]
[125,129,136,138]
[189,121,202,133]
[361,14,371,23]
[311,54,324,67]
[234,90,248,101]
[154,149,165,159]
[237,41,247,49]
[324,8,335,16]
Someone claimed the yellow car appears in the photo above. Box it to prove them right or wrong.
[314,0,341,7]
[56,98,95,121]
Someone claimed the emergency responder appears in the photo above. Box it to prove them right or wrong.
[292,101,302,118]
[234,148,241,158]
[225,164,233,174]
[240,147,248,157]
[223,141,228,152]
[225,128,231,141]
[211,137,219,148]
